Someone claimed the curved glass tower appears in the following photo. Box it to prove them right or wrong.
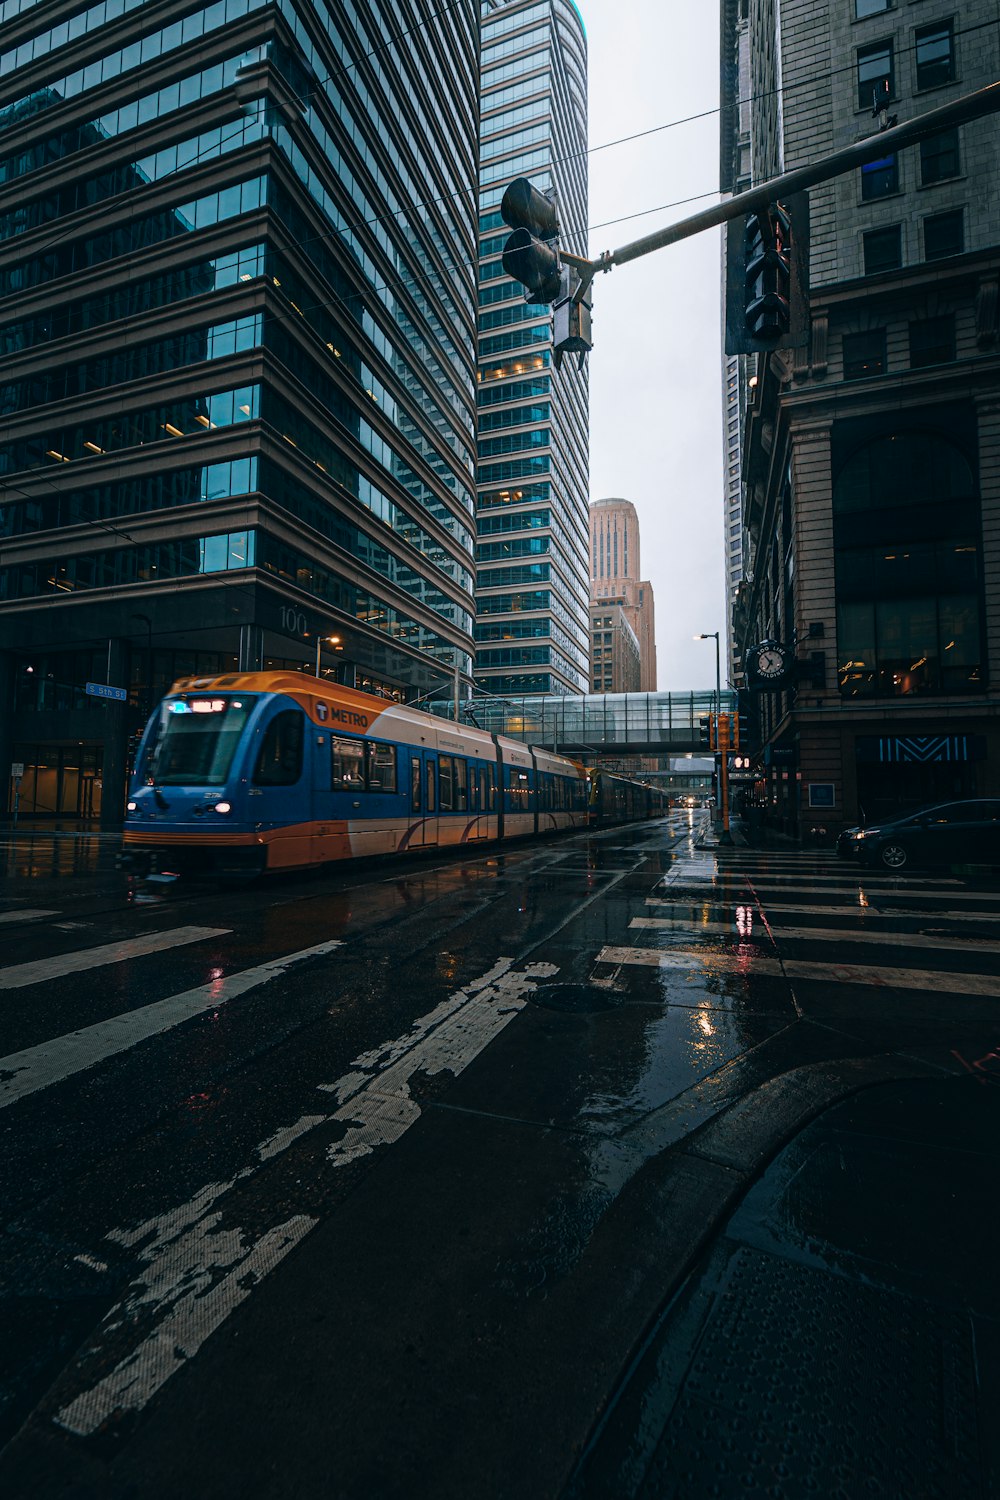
[475,0,590,698]
[0,0,479,821]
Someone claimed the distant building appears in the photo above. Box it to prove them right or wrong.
[589,497,657,689]
[589,601,640,693]
[475,0,591,698]
[723,0,1000,835]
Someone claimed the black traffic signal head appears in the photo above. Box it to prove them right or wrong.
[744,202,791,344]
[698,713,712,747]
[725,190,809,356]
[500,177,563,305]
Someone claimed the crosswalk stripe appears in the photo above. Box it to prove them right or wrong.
[630,916,1000,956]
[596,944,1000,997]
[0,909,59,925]
[662,872,961,888]
[646,897,998,921]
[0,939,344,1110]
[0,925,230,990]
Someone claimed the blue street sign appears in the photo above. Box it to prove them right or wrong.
[85,681,128,702]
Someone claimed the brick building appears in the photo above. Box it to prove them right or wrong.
[723,0,1000,835]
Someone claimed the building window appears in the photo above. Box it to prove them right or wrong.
[920,129,960,185]
[861,154,898,200]
[863,225,902,274]
[909,315,956,368]
[856,0,891,15]
[843,329,886,380]
[924,209,964,260]
[915,20,954,91]
[857,41,893,111]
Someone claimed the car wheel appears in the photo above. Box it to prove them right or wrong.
[879,841,908,871]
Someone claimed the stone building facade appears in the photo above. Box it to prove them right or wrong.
[589,496,657,690]
[724,0,1000,835]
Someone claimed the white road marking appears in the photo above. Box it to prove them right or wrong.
[662,872,961,889]
[0,926,230,991]
[0,908,59,924]
[0,939,343,1110]
[596,944,1000,996]
[646,898,1000,921]
[54,955,558,1438]
[631,916,1000,955]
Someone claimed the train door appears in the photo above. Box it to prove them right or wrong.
[406,751,437,848]
[255,706,312,868]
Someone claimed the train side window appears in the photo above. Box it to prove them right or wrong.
[331,735,365,791]
[454,757,468,810]
[426,759,437,812]
[254,711,303,786]
[439,755,454,811]
[487,764,496,811]
[365,740,396,792]
[480,765,488,810]
[410,756,421,811]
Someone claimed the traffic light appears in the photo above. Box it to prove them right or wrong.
[499,177,563,305]
[698,713,713,748]
[725,190,808,355]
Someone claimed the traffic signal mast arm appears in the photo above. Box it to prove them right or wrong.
[571,78,1000,284]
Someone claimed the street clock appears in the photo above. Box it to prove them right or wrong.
[749,641,792,685]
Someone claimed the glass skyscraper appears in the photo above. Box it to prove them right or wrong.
[0,0,479,823]
[475,0,590,697]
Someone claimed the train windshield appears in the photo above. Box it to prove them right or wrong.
[148,696,254,785]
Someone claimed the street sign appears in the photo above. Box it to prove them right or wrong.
[10,762,24,779]
[85,681,128,702]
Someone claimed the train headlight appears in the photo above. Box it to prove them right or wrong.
[126,801,137,813]
[214,801,232,815]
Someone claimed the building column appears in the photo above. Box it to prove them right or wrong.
[790,418,845,829]
[100,638,128,829]
[238,623,264,672]
[975,395,1000,699]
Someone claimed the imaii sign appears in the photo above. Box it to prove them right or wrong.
[85,681,128,702]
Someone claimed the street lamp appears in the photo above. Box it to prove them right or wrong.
[694,631,721,715]
[315,635,341,677]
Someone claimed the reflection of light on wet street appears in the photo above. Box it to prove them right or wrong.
[736,904,753,938]
[0,833,111,881]
[859,889,870,907]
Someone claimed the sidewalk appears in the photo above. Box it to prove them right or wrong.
[567,1072,1000,1499]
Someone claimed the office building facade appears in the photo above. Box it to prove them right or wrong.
[0,0,479,823]
[589,496,657,690]
[475,0,590,698]
[724,0,1000,835]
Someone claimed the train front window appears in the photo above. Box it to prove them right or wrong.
[151,697,253,785]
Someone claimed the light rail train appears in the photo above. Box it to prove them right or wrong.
[122,671,668,877]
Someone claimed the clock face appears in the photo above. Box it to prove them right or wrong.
[757,646,785,678]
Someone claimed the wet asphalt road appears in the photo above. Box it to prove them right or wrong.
[0,813,998,1499]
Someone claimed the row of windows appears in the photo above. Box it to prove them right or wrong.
[862,209,964,276]
[477,455,551,484]
[860,129,959,201]
[481,47,550,91]
[0,174,266,301]
[0,244,264,357]
[480,94,550,144]
[477,375,550,407]
[837,595,981,697]
[478,301,551,332]
[0,316,261,412]
[478,402,550,432]
[842,314,957,380]
[476,536,550,562]
[857,21,956,113]
[0,529,255,600]
[0,56,244,188]
[477,428,549,459]
[474,618,549,642]
[0,113,263,243]
[0,383,259,476]
[481,25,548,69]
[0,457,257,538]
[475,646,552,668]
[477,508,549,536]
[477,482,550,508]
[478,352,550,382]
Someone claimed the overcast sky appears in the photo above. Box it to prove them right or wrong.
[581,3,725,691]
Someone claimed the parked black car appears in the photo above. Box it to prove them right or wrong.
[839,799,1000,871]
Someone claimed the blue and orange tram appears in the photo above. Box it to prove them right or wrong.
[123,672,668,876]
